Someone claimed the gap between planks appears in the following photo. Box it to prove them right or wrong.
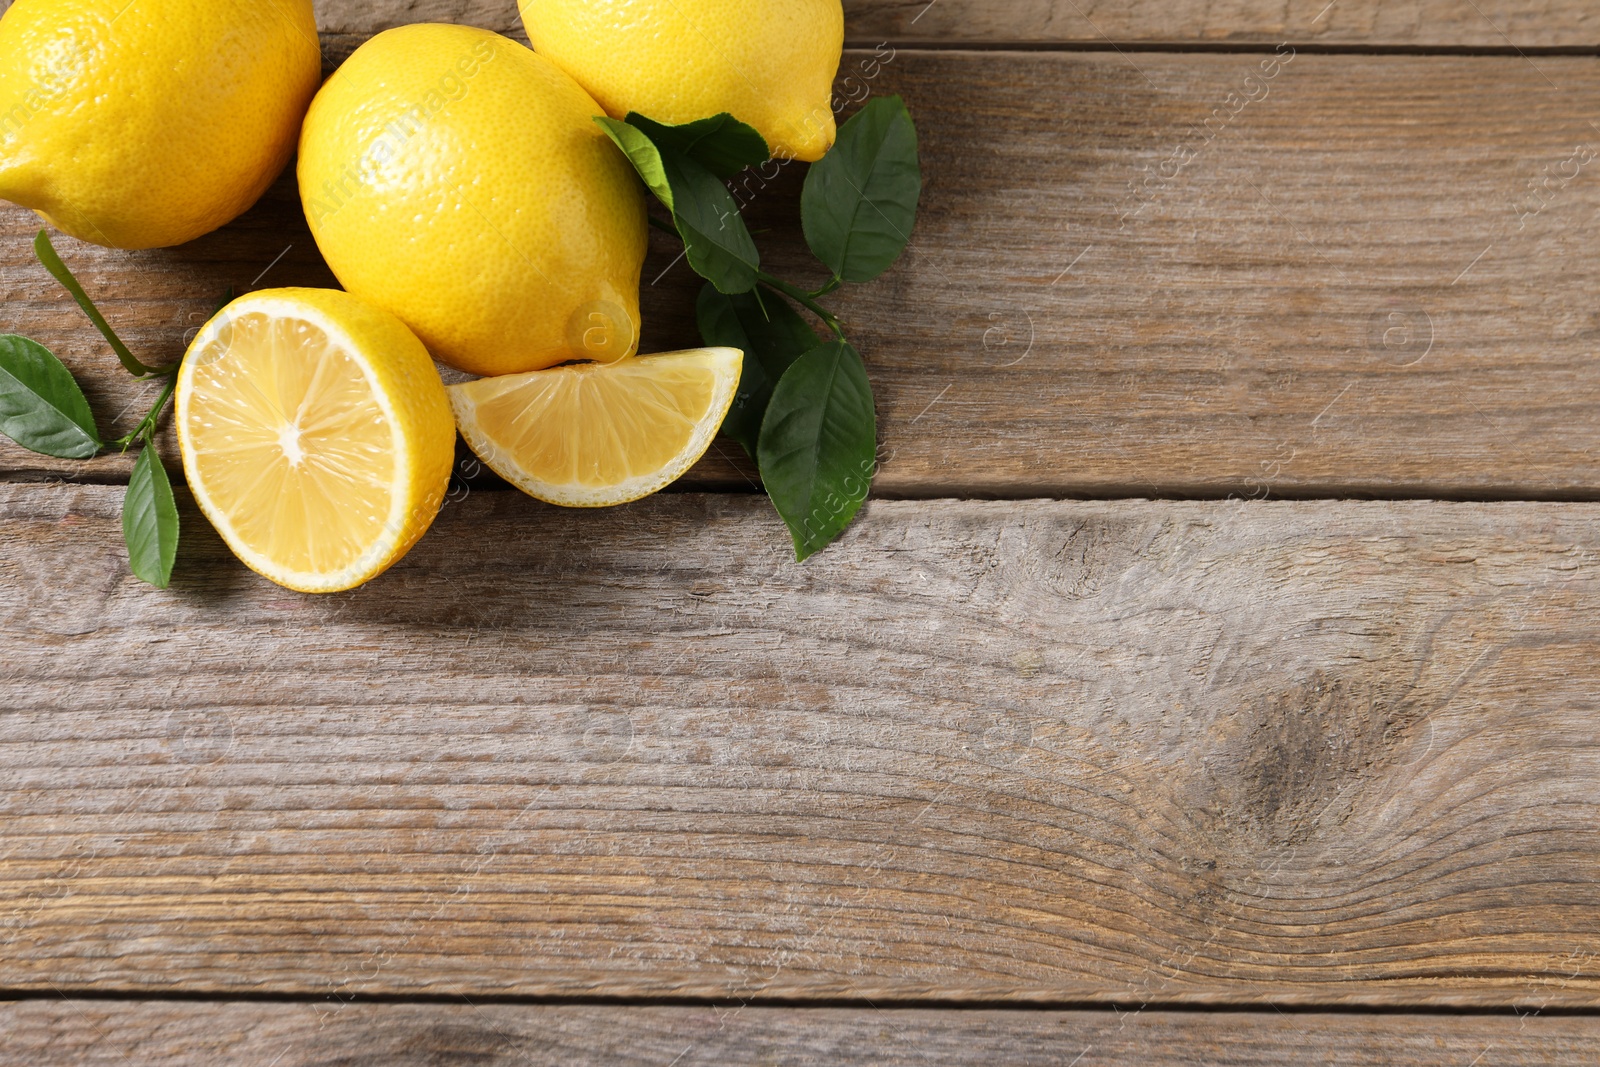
[315,32,1600,60]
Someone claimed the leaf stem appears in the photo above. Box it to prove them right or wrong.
[757,273,846,340]
[33,229,166,379]
[647,213,678,236]
[114,373,178,452]
[810,278,843,299]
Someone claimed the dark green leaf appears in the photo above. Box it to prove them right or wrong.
[596,117,674,208]
[624,112,770,179]
[698,284,820,457]
[757,341,877,561]
[0,334,101,459]
[599,117,760,294]
[124,445,179,588]
[33,229,159,377]
[801,96,922,284]
[662,150,761,294]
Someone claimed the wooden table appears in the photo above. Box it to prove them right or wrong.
[4,1,1600,1062]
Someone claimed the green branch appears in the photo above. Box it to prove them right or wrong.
[756,273,846,340]
[34,229,169,379]
[114,372,178,451]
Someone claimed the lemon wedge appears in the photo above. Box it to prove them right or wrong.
[175,288,456,593]
[449,348,742,507]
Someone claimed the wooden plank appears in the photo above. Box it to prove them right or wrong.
[4,1001,1599,1065]
[5,52,1599,498]
[5,485,1600,1005]
[311,0,1600,49]
[837,0,1600,49]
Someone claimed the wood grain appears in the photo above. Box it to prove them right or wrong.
[5,51,1599,498]
[4,1001,1598,1065]
[5,485,1600,1005]
[311,0,1600,49]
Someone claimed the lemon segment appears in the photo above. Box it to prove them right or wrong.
[176,289,456,593]
[450,348,743,508]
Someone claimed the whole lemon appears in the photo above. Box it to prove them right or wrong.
[522,0,844,163]
[0,0,320,250]
[298,24,648,378]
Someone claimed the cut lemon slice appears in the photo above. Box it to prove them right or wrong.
[449,348,742,507]
[175,288,457,593]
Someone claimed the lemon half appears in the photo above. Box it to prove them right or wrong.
[450,348,742,507]
[176,288,456,593]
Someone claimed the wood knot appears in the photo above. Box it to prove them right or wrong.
[1208,670,1426,849]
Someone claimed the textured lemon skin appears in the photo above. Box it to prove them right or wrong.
[298,25,649,378]
[176,287,457,594]
[0,0,320,250]
[521,0,844,163]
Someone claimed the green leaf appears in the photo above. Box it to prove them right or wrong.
[596,117,674,208]
[757,341,877,561]
[0,334,101,459]
[33,230,159,377]
[663,150,760,294]
[124,445,178,588]
[698,284,820,457]
[624,112,770,179]
[599,117,761,294]
[801,96,922,284]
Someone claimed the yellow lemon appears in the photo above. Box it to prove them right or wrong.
[521,0,844,163]
[298,24,648,378]
[450,348,742,507]
[0,0,320,249]
[176,288,457,594]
